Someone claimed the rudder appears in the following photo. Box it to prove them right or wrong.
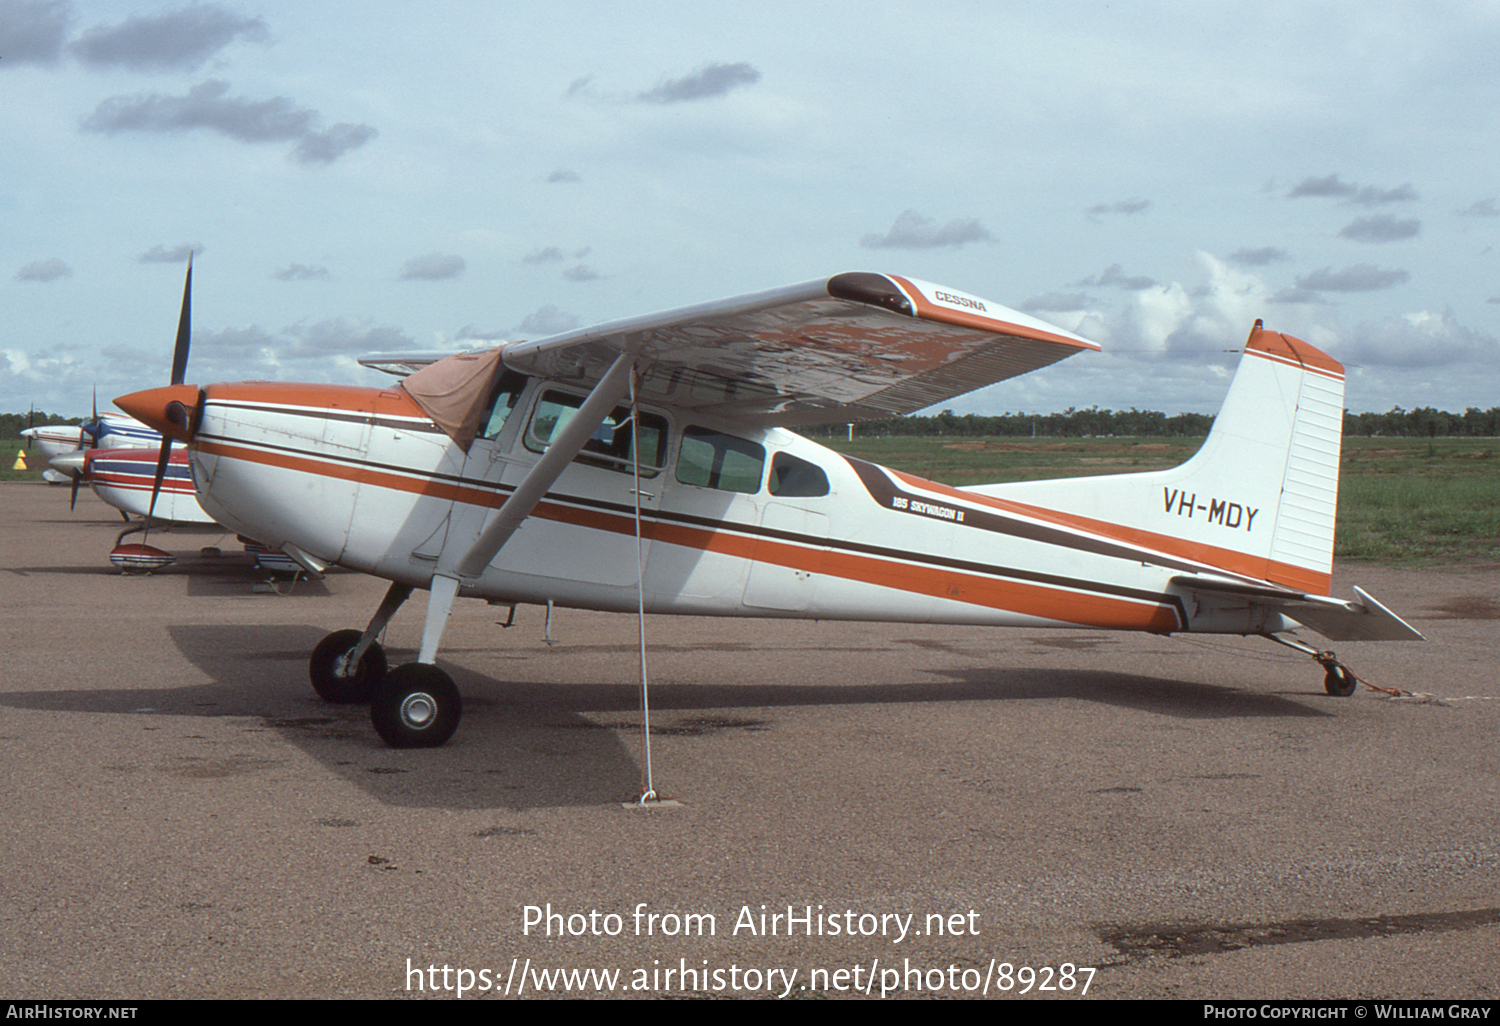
[964,322,1346,595]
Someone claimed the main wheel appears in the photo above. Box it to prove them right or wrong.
[309,629,387,704]
[1323,662,1358,697]
[371,663,461,748]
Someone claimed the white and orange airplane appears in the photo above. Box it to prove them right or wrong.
[116,270,1421,749]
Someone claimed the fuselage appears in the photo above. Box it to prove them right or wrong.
[22,415,159,458]
[24,416,164,485]
[175,376,1284,634]
[86,447,214,523]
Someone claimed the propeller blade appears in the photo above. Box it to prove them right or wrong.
[136,254,194,544]
[53,450,88,512]
[171,256,192,386]
[145,442,173,528]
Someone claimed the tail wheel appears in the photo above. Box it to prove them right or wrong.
[1323,662,1358,697]
[309,629,387,704]
[371,664,461,748]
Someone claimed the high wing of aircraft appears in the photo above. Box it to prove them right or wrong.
[116,270,1421,752]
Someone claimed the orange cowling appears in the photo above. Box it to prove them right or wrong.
[113,384,202,444]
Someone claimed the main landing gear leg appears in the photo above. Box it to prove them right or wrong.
[308,582,410,704]
[1264,632,1360,697]
[370,573,463,749]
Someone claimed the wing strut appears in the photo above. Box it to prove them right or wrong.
[413,351,638,665]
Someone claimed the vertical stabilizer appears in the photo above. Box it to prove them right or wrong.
[965,323,1346,594]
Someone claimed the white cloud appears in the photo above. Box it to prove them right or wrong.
[518,305,580,336]
[1120,283,1193,353]
[15,258,72,282]
[859,211,992,249]
[400,253,465,281]
[1086,198,1150,219]
[81,80,377,164]
[1342,309,1500,370]
[0,0,71,65]
[1295,265,1411,293]
[1338,215,1420,243]
[273,264,330,282]
[69,4,269,70]
[638,62,761,103]
[139,244,200,264]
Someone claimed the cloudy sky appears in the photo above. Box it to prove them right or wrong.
[5,0,1500,420]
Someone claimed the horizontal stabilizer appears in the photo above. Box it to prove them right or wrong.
[1286,585,1425,642]
[1171,575,1424,642]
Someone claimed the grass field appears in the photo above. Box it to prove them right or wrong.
[0,429,45,483]
[5,426,1496,564]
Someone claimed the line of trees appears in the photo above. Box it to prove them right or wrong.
[1343,406,1500,438]
[7,405,1500,441]
[0,411,76,436]
[809,408,1216,439]
[809,405,1500,439]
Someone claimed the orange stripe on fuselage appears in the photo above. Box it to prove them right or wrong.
[200,437,1179,631]
[197,439,491,507]
[880,468,1332,596]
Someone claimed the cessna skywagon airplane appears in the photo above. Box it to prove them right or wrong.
[117,270,1421,750]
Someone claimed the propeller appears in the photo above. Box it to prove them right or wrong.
[68,390,101,512]
[144,256,194,534]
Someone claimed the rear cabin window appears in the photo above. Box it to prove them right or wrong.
[525,390,668,475]
[676,427,765,493]
[767,452,830,497]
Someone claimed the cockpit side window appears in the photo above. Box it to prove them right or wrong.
[478,369,529,441]
[767,452,830,497]
[676,427,766,493]
[524,390,668,475]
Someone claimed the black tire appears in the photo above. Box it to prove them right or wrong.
[309,629,387,704]
[1323,662,1358,697]
[371,663,462,748]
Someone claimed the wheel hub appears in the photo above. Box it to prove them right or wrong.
[400,692,437,729]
